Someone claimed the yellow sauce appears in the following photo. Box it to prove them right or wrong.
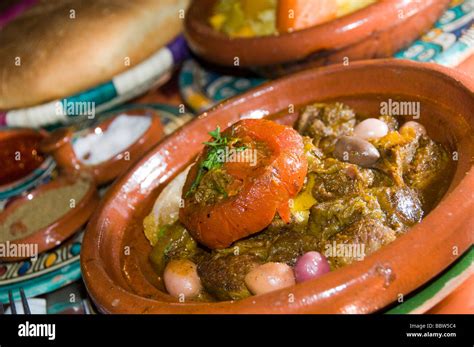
[210,0,377,38]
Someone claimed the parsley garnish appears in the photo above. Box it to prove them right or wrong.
[185,126,245,197]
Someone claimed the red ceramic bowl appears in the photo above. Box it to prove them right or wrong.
[41,108,164,185]
[81,60,473,313]
[0,175,99,261]
[0,128,49,191]
[185,0,450,75]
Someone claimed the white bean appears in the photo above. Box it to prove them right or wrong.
[164,259,202,299]
[245,262,295,295]
[354,118,389,140]
[400,121,426,137]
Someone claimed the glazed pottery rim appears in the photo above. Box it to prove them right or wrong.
[0,175,99,261]
[184,0,448,67]
[81,59,474,313]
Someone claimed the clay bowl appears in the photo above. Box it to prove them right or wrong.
[0,128,50,192]
[81,59,474,313]
[185,0,450,75]
[0,174,99,261]
[41,108,164,185]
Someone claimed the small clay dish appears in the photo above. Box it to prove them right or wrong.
[0,128,54,199]
[185,0,450,75]
[81,60,473,313]
[40,108,165,185]
[0,174,99,261]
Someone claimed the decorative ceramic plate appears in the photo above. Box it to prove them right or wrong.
[0,261,82,303]
[0,231,82,286]
[395,0,474,66]
[179,59,265,112]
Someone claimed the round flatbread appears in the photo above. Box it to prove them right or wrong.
[0,0,189,109]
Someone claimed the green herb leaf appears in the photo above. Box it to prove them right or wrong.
[186,127,226,197]
[185,126,248,198]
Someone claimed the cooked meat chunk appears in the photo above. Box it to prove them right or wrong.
[267,231,320,265]
[296,103,356,154]
[372,186,423,232]
[405,137,451,209]
[320,217,397,269]
[311,158,375,201]
[373,127,420,185]
[372,169,396,187]
[303,136,324,171]
[149,223,199,276]
[308,194,386,241]
[308,185,422,241]
[214,231,273,260]
[198,254,260,301]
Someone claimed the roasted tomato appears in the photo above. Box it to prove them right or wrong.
[179,119,308,249]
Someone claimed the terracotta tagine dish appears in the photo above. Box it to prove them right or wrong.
[81,59,473,313]
[184,0,450,75]
[41,108,165,185]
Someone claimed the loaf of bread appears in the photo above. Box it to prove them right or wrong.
[0,0,189,109]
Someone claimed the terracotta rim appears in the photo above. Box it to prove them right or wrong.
[0,174,99,261]
[184,0,450,67]
[81,59,474,313]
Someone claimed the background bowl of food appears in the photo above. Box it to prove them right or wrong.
[40,108,165,185]
[184,0,451,75]
[0,174,99,261]
[81,59,473,313]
